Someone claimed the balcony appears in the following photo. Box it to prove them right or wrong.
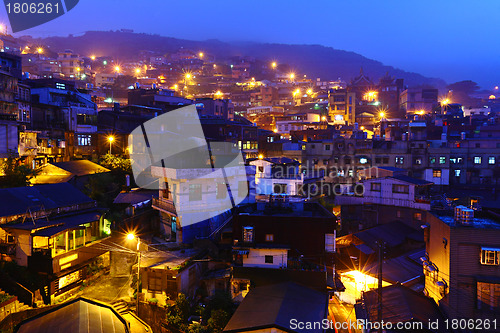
[152,197,177,216]
[335,194,431,211]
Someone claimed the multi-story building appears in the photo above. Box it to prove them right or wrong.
[0,53,20,158]
[328,88,356,125]
[0,183,111,303]
[424,207,500,320]
[57,50,83,79]
[400,87,439,116]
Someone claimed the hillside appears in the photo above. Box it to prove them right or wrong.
[25,31,446,88]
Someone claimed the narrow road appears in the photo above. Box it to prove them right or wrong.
[328,296,360,333]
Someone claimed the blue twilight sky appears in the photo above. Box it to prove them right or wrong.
[0,0,498,89]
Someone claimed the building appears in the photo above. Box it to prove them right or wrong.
[328,88,356,125]
[0,183,111,302]
[232,201,336,268]
[224,282,328,333]
[57,50,83,79]
[400,87,439,116]
[195,98,234,120]
[423,207,500,320]
[355,284,446,333]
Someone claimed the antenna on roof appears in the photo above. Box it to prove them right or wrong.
[22,205,49,226]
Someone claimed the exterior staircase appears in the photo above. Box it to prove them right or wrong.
[111,299,130,315]
[0,288,31,322]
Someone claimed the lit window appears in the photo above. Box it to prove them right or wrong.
[477,282,500,310]
[481,247,500,265]
[359,157,368,164]
[429,157,436,164]
[243,226,254,243]
[414,158,422,165]
[489,157,496,165]
[433,169,442,178]
[474,157,482,164]
[414,213,422,220]
[454,170,461,177]
[395,156,404,164]
[439,156,446,164]
[265,234,274,242]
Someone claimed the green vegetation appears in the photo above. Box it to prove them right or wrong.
[0,154,39,188]
[165,292,235,333]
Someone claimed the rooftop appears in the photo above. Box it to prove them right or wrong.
[432,210,500,230]
[15,297,129,333]
[224,282,327,333]
[0,183,94,218]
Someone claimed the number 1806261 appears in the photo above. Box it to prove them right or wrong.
[6,2,60,14]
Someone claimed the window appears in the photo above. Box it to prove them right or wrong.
[265,255,273,264]
[392,184,409,194]
[243,226,254,243]
[375,157,381,164]
[450,158,457,164]
[359,157,368,164]
[258,166,264,173]
[489,157,496,165]
[216,183,227,199]
[477,282,500,311]
[429,157,436,164]
[189,184,202,201]
[370,183,381,192]
[414,158,422,165]
[325,144,331,151]
[439,156,446,164]
[273,183,287,194]
[395,156,404,165]
[481,247,500,265]
[344,157,351,165]
[148,270,162,292]
[476,143,481,148]
[474,157,482,164]
[323,159,329,165]
[325,234,335,253]
[77,134,91,146]
[454,170,461,177]
[396,210,401,218]
[265,234,274,242]
[433,169,442,178]
[383,157,389,164]
[414,212,422,221]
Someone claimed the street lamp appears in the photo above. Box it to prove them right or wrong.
[114,66,121,73]
[126,233,141,314]
[135,68,141,75]
[108,136,114,154]
[271,62,277,69]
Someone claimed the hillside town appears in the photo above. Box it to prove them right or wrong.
[0,29,499,333]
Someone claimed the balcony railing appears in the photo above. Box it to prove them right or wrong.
[152,197,177,216]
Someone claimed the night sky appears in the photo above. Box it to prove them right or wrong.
[1,0,498,89]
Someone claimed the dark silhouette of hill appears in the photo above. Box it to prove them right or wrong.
[29,31,446,88]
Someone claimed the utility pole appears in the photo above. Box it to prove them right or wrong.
[377,240,385,331]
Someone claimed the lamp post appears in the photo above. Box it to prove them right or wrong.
[108,136,114,155]
[127,233,141,314]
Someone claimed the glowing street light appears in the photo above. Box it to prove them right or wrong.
[185,73,192,79]
[90,55,96,61]
[126,233,135,241]
[289,73,295,80]
[198,52,204,58]
[258,154,264,160]
[293,88,301,97]
[215,90,223,98]
[173,84,178,90]
[135,68,141,75]
[273,128,278,133]
[321,116,327,121]
[37,47,43,54]
[441,98,450,105]
[379,112,385,118]
[114,66,121,73]
[307,89,313,95]
[271,62,277,69]
[108,136,114,154]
